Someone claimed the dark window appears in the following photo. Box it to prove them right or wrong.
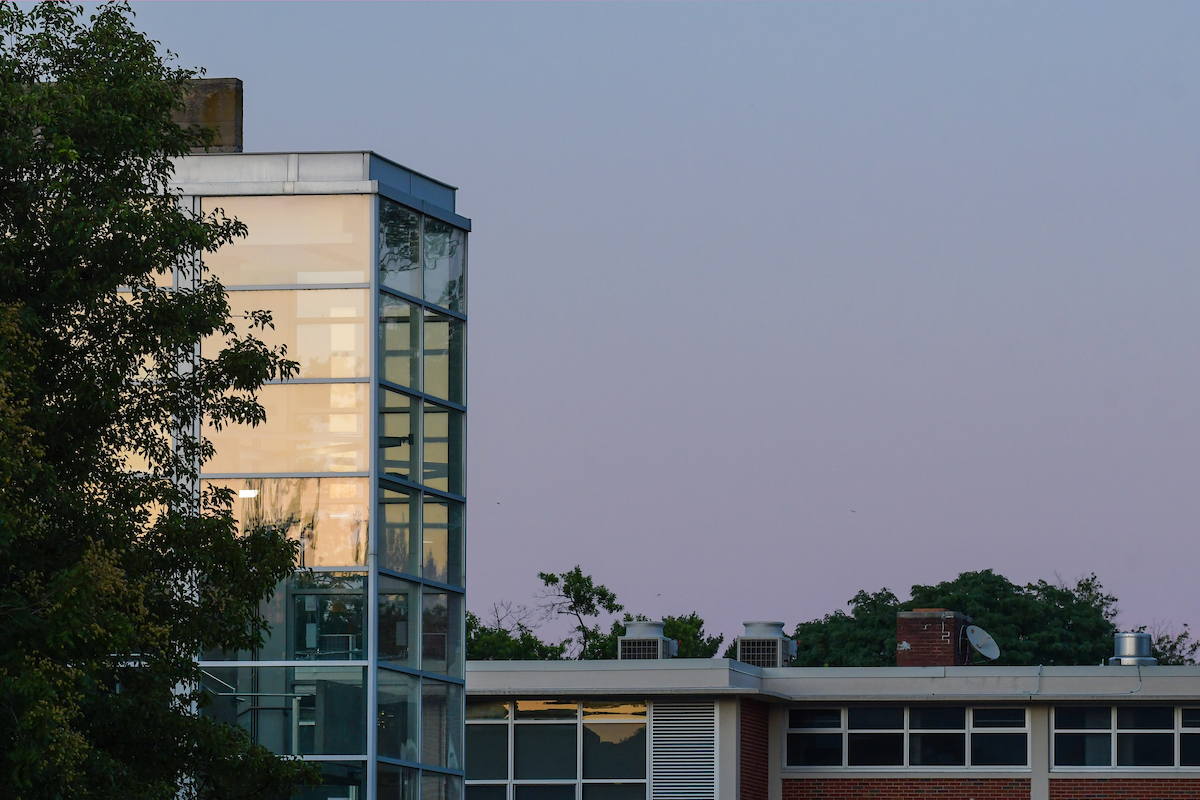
[909,706,965,730]
[1117,733,1174,766]
[910,733,965,766]
[582,723,646,780]
[581,785,644,800]
[1183,709,1200,728]
[466,788,507,800]
[787,733,842,767]
[972,733,1028,766]
[467,701,510,721]
[1116,707,1174,730]
[514,725,577,780]
[1181,734,1200,766]
[515,787,574,800]
[1055,733,1112,767]
[466,725,509,781]
[790,709,841,729]
[848,707,904,730]
[847,732,904,766]
[1055,706,1111,730]
[973,708,1025,728]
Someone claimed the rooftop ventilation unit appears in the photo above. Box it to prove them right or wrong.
[735,621,797,668]
[618,620,678,660]
[1108,632,1157,666]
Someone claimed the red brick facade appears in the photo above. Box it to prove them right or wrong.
[1048,779,1200,799]
[739,699,770,800]
[782,778,1030,799]
[896,609,973,667]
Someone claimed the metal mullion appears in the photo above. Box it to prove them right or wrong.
[379,378,466,413]
[265,377,370,385]
[224,283,371,292]
[200,471,371,479]
[379,474,465,504]
[577,701,583,797]
[367,189,380,800]
[379,284,468,323]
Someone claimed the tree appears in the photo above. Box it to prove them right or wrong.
[0,4,311,797]
[467,606,566,661]
[664,613,724,658]
[792,570,1120,667]
[1148,623,1199,666]
[537,566,624,659]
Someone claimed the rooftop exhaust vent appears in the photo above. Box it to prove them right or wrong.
[618,620,678,660]
[735,621,797,668]
[1108,632,1157,666]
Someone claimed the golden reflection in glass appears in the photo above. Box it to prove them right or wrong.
[209,289,368,379]
[204,477,367,567]
[582,701,648,720]
[422,401,463,495]
[422,497,463,587]
[379,293,420,389]
[380,487,417,576]
[422,310,464,404]
[515,699,578,720]
[201,195,371,286]
[204,383,368,474]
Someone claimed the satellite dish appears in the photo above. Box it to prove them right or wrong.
[966,625,1001,661]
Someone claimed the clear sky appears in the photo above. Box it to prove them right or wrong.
[134,2,1200,646]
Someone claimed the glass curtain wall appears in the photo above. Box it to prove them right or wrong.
[196,192,467,800]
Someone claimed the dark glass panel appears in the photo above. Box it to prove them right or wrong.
[973,708,1026,728]
[1117,733,1174,766]
[1183,709,1200,728]
[514,787,574,800]
[583,723,646,779]
[910,733,965,766]
[847,732,904,765]
[909,706,965,730]
[1054,733,1111,766]
[1116,706,1174,730]
[847,707,903,730]
[467,701,510,720]
[1181,734,1200,766]
[466,725,509,780]
[790,709,841,729]
[1055,706,1111,730]
[422,590,463,677]
[786,733,842,767]
[514,725,577,779]
[582,785,645,800]
[422,680,464,768]
[377,575,417,668]
[971,733,1028,766]
[376,669,418,761]
[377,763,419,800]
[294,761,366,800]
[422,772,463,800]
[466,787,507,800]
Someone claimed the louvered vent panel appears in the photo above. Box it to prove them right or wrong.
[620,638,662,660]
[738,638,779,668]
[651,702,717,800]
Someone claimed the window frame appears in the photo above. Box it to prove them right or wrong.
[1051,706,1200,771]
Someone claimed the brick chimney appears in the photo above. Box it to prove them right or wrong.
[172,77,243,153]
[896,609,972,667]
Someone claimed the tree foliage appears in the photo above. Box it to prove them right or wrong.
[536,566,624,659]
[466,609,567,661]
[792,570,1120,667]
[0,4,311,797]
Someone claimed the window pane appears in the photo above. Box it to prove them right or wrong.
[378,575,418,668]
[973,708,1026,728]
[467,724,509,780]
[910,707,965,730]
[424,310,465,404]
[467,701,510,721]
[205,478,367,568]
[516,700,578,720]
[379,199,422,298]
[203,195,370,285]
[1055,707,1111,730]
[423,401,464,494]
[583,701,647,720]
[1117,733,1174,766]
[1117,707,1174,730]
[380,487,418,576]
[213,289,368,378]
[847,707,904,730]
[514,725,578,779]
[423,590,464,677]
[787,733,842,766]
[910,733,965,766]
[582,785,645,800]
[294,761,366,800]
[790,709,841,729]
[423,497,464,586]
[466,787,507,800]
[514,787,574,800]
[1054,733,1112,766]
[380,293,420,389]
[377,763,419,800]
[422,773,463,800]
[205,383,368,473]
[377,669,419,762]
[422,680,465,769]
[847,732,904,766]
[423,216,466,311]
[291,572,365,660]
[1181,734,1200,766]
[1184,709,1200,728]
[380,388,418,483]
[583,722,646,779]
[971,733,1027,766]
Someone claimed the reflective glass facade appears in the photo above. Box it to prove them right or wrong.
[196,189,467,800]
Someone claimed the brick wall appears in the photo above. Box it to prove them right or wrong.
[1048,778,1200,799]
[896,609,972,667]
[739,699,770,800]
[781,778,1030,799]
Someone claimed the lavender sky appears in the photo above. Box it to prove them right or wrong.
[135,2,1200,646]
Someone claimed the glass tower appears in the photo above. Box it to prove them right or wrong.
[183,153,468,800]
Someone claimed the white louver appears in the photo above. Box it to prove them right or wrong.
[650,702,717,800]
